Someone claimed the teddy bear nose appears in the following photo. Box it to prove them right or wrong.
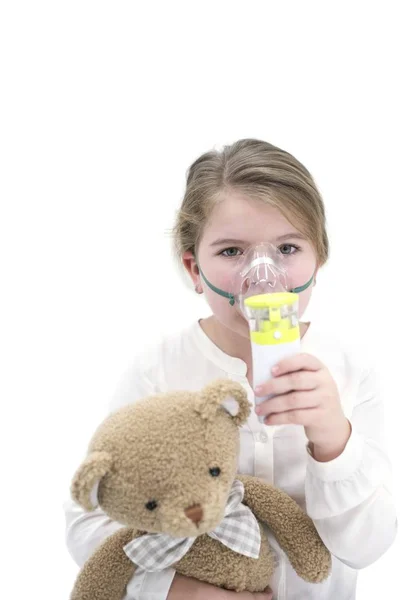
[184,504,203,524]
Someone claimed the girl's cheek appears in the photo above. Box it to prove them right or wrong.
[212,268,234,291]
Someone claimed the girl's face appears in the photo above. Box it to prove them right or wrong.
[183,190,319,339]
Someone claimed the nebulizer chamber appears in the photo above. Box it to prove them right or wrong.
[244,292,301,423]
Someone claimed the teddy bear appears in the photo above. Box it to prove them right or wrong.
[70,379,331,599]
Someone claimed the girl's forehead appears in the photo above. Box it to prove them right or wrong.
[202,193,299,243]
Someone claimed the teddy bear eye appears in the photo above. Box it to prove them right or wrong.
[145,500,158,511]
[209,467,221,477]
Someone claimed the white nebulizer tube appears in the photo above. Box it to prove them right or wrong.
[244,292,301,424]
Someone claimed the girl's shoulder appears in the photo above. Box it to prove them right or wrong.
[110,322,204,412]
[136,321,201,369]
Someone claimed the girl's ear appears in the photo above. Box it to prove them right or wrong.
[182,250,202,291]
[313,264,320,286]
[182,250,198,274]
[70,451,113,511]
[196,379,251,427]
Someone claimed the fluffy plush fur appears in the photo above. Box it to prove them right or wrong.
[70,379,331,599]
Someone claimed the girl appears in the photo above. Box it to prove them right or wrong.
[64,139,397,600]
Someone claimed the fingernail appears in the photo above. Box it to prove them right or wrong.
[272,365,279,375]
[254,386,262,396]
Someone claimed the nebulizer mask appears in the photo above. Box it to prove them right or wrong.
[197,243,314,423]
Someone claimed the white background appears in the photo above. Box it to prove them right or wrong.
[1,1,398,598]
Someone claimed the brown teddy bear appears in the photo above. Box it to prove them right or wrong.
[70,379,331,600]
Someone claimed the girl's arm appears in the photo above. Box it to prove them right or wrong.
[64,354,177,599]
[305,366,397,568]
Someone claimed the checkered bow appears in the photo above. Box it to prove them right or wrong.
[123,479,261,571]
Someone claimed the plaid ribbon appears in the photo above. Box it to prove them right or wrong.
[123,479,261,571]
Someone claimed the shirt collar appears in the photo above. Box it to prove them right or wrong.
[191,320,248,377]
[190,319,313,377]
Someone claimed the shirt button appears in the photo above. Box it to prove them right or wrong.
[260,433,268,443]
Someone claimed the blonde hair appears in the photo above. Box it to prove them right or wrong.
[172,138,329,266]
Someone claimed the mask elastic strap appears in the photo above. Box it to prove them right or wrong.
[291,274,314,294]
[197,264,236,305]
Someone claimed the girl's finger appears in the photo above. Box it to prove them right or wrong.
[255,370,318,398]
[256,390,319,417]
[253,587,273,599]
[272,353,323,376]
[263,407,321,426]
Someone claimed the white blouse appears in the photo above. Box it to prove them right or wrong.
[64,320,397,600]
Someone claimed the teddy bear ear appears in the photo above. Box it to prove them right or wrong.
[196,379,251,427]
[70,451,113,511]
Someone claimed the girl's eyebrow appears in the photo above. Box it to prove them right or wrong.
[275,233,306,242]
[210,238,248,247]
[210,233,305,247]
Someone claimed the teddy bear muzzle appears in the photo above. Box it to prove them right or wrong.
[184,503,204,525]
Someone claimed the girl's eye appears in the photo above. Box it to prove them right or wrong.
[279,244,300,256]
[220,247,243,258]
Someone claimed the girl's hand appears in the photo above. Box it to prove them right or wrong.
[254,353,351,462]
[167,574,273,599]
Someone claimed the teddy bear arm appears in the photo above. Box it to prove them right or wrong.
[237,475,331,583]
[70,528,138,600]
